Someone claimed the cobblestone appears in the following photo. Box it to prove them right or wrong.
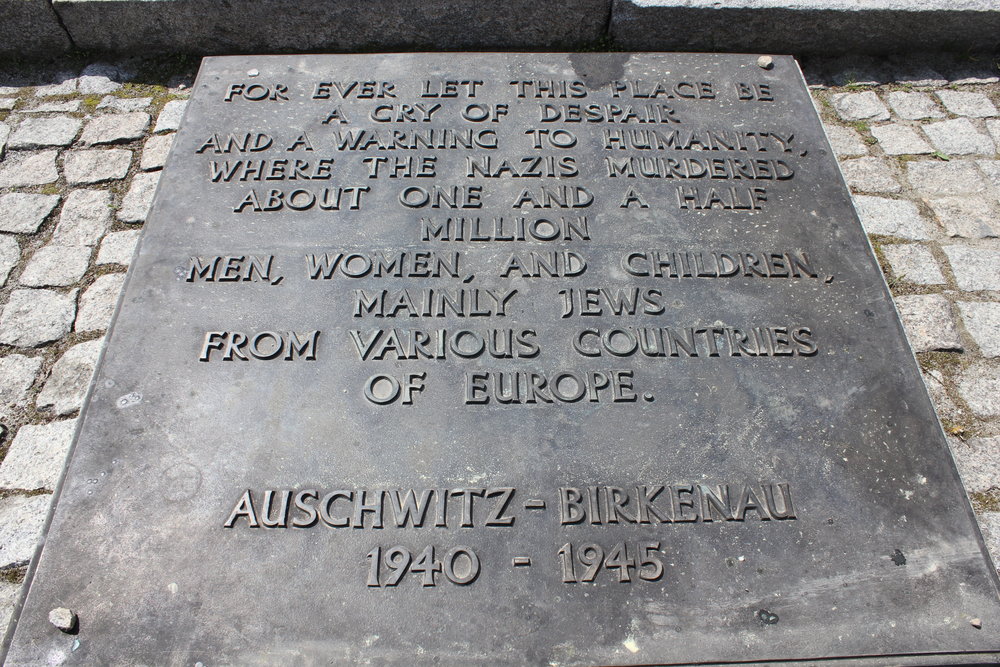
[63,149,132,185]
[96,230,141,266]
[141,134,173,171]
[0,121,9,157]
[905,160,987,195]
[988,120,1000,149]
[76,273,126,332]
[958,302,1000,358]
[79,112,150,146]
[923,118,996,155]
[0,235,20,285]
[0,289,76,347]
[870,124,932,155]
[18,245,91,287]
[894,294,963,353]
[119,171,160,223]
[886,91,945,120]
[935,90,998,118]
[824,126,869,157]
[0,150,58,187]
[979,159,1000,189]
[841,158,902,194]
[830,91,890,122]
[0,420,76,490]
[154,100,188,133]
[853,195,933,239]
[77,63,126,95]
[36,340,103,415]
[925,196,1000,239]
[943,246,1000,291]
[958,364,1000,418]
[97,96,151,113]
[8,117,81,150]
[0,193,59,234]
[881,244,945,285]
[951,437,1000,493]
[0,494,51,567]
[52,189,112,247]
[0,354,43,417]
[22,100,80,114]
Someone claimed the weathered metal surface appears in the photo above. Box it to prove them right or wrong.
[4,53,999,665]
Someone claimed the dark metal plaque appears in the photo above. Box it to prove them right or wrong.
[4,53,1000,666]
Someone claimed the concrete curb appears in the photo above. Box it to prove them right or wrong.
[1,0,999,58]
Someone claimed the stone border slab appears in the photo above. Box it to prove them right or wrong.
[51,0,611,54]
[0,0,997,57]
[611,0,1000,55]
[0,0,72,57]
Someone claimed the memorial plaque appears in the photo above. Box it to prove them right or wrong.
[4,53,1000,665]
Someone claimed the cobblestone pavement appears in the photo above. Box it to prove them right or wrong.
[0,54,998,637]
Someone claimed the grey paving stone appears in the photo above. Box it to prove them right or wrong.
[0,193,59,233]
[988,120,1000,151]
[936,90,999,118]
[978,159,1000,190]
[63,149,132,185]
[840,157,902,193]
[830,91,890,122]
[980,513,1000,572]
[118,171,160,223]
[894,293,963,353]
[141,134,174,171]
[0,580,20,645]
[924,118,996,155]
[52,189,112,247]
[881,244,945,285]
[21,100,81,114]
[853,195,932,239]
[97,96,151,113]
[36,339,103,415]
[0,150,58,187]
[943,246,1000,292]
[78,112,150,146]
[905,160,987,195]
[0,494,51,568]
[824,125,869,158]
[0,354,43,416]
[18,245,91,287]
[927,196,1000,239]
[96,230,140,265]
[957,363,1000,418]
[0,234,20,285]
[886,91,945,120]
[0,121,9,157]
[870,124,932,155]
[77,63,127,95]
[0,419,76,490]
[34,73,77,97]
[923,368,965,425]
[8,116,81,149]
[950,437,1000,493]
[957,302,1000,358]
[154,100,188,133]
[0,288,77,347]
[75,273,126,333]
[0,99,15,111]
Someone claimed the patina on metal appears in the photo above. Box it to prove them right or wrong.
[4,53,999,665]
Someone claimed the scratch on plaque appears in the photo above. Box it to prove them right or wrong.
[363,635,379,647]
